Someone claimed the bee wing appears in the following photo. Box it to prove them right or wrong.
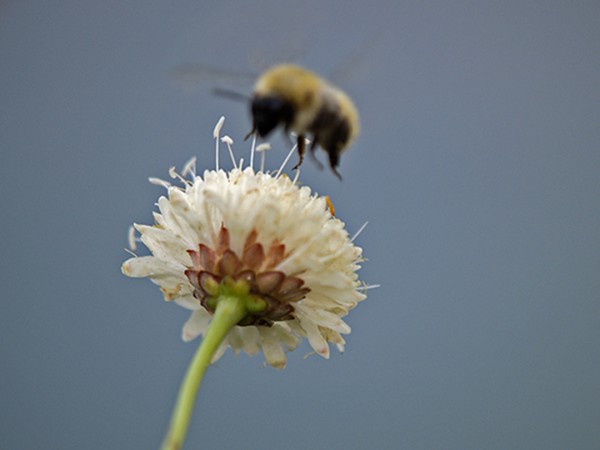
[169,63,257,93]
[327,35,380,87]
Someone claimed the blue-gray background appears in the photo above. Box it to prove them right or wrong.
[2,1,599,449]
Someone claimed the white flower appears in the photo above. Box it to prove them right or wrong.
[122,139,367,369]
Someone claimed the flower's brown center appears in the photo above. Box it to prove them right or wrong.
[185,225,309,326]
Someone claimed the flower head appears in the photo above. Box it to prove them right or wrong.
[122,127,368,369]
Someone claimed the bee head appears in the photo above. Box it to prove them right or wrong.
[250,95,294,137]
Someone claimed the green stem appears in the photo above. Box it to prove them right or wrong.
[160,295,248,450]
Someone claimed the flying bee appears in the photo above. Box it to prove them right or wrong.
[246,64,359,179]
[171,62,360,178]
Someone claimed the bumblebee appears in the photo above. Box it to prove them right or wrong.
[246,64,359,178]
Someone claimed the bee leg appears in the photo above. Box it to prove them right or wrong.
[244,127,255,141]
[292,134,306,170]
[308,138,324,170]
[327,148,343,180]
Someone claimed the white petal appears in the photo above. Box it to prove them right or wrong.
[270,324,300,351]
[298,318,330,359]
[230,326,261,355]
[121,256,179,278]
[174,295,200,310]
[259,328,287,369]
[135,225,191,266]
[210,339,229,363]
[299,306,352,335]
[166,188,205,242]
[182,310,211,342]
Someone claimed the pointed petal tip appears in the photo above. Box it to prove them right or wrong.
[269,358,287,370]
[317,346,330,359]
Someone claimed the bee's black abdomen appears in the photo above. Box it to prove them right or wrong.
[326,119,351,157]
[310,105,350,171]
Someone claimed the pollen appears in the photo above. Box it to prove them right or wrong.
[325,195,335,216]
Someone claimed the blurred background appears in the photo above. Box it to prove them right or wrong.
[1,1,599,449]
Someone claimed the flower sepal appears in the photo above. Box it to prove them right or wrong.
[203,275,268,320]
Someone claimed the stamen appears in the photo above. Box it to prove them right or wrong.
[213,116,225,170]
[350,221,369,243]
[182,157,197,178]
[357,283,381,291]
[276,143,298,177]
[256,143,271,173]
[127,225,137,250]
[292,168,301,185]
[221,135,237,169]
[213,115,225,136]
[169,166,191,185]
[249,133,257,169]
[148,177,171,188]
